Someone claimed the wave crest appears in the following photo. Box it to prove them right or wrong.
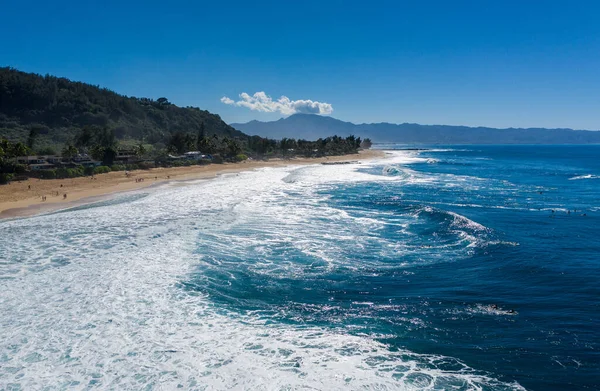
[569,174,600,181]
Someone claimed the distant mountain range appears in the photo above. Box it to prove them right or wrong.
[231,114,600,144]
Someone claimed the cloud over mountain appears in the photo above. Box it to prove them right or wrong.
[221,92,333,115]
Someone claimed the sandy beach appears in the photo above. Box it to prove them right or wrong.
[0,150,384,219]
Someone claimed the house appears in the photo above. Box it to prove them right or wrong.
[29,162,57,170]
[183,151,212,160]
[72,154,101,167]
[184,151,203,159]
[72,154,91,163]
[114,149,140,164]
[16,155,61,170]
[16,156,46,165]
[45,155,63,164]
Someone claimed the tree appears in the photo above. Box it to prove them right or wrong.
[98,127,116,149]
[197,122,206,151]
[75,126,95,148]
[135,143,147,158]
[361,138,372,149]
[13,142,29,160]
[27,128,39,150]
[61,144,79,160]
[90,145,105,161]
[0,139,12,164]
[167,132,195,154]
[102,147,117,165]
[226,138,242,157]
[157,97,170,106]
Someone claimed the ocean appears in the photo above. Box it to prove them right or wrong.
[0,145,598,390]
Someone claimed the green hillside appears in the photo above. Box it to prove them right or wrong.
[0,67,244,150]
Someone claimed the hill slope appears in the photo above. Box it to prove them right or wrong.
[232,114,600,144]
[0,67,245,149]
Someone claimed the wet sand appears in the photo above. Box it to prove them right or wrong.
[0,150,384,219]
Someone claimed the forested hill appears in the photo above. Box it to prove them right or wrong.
[0,67,244,148]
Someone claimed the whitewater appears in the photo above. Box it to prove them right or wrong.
[2,146,599,390]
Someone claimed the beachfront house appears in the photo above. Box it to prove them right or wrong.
[16,155,64,170]
[184,151,203,159]
[72,154,102,167]
[167,151,212,162]
[114,149,140,164]
[17,156,46,165]
[45,156,63,164]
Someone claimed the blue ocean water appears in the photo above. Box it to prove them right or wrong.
[0,145,598,390]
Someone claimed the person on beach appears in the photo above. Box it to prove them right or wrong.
[63,193,67,199]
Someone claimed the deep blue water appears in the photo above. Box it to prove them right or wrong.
[187,145,600,390]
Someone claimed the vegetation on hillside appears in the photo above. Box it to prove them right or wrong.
[0,67,243,150]
[0,67,363,157]
[0,67,366,183]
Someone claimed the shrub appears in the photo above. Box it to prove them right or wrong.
[38,169,57,179]
[71,167,84,177]
[55,168,68,178]
[93,166,111,175]
[14,164,27,174]
[137,162,154,170]
[234,154,248,162]
[111,164,126,172]
[198,158,212,166]
[211,154,224,164]
[0,173,14,184]
[54,167,84,178]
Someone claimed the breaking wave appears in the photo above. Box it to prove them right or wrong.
[569,174,600,181]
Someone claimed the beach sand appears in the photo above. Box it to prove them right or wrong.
[0,150,384,219]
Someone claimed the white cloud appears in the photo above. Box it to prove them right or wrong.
[220,91,333,115]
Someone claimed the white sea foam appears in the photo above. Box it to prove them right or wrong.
[0,162,525,390]
[568,174,600,181]
[447,211,489,232]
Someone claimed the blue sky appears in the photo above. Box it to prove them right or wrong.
[2,0,599,129]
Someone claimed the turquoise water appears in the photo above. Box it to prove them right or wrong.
[0,146,598,390]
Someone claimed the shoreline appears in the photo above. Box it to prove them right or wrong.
[0,150,385,219]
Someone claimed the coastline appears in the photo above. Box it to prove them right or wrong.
[0,149,385,219]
